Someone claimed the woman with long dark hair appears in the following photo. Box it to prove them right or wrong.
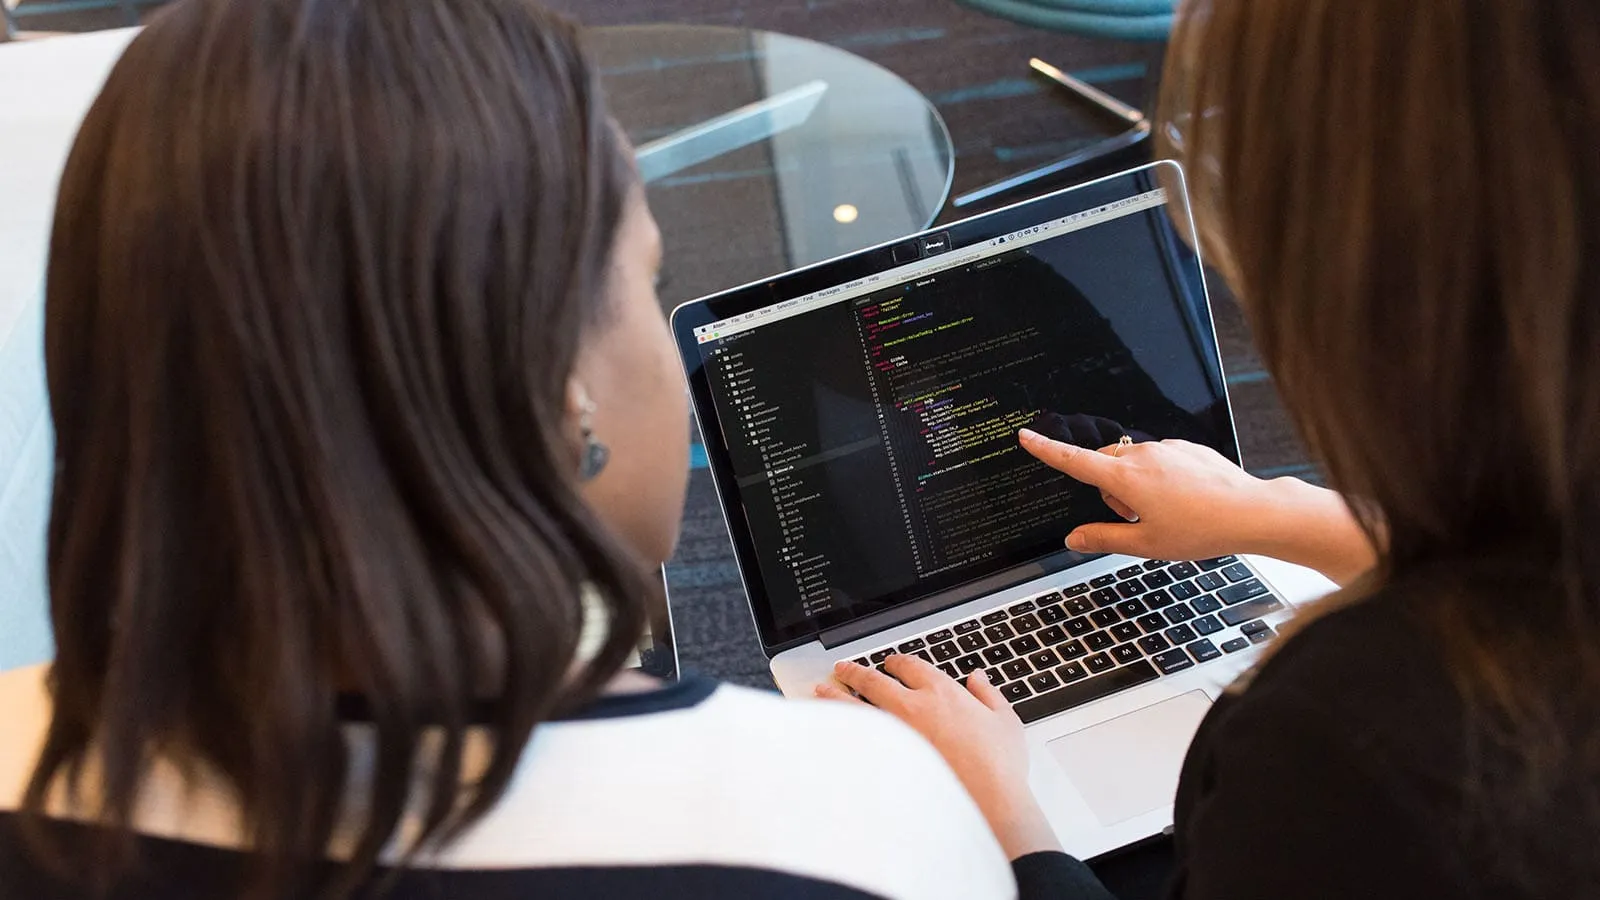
[0,1,1023,897]
[825,2,1600,897]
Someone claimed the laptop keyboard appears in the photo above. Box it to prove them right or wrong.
[850,557,1284,724]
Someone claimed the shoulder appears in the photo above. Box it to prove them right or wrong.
[0,664,51,812]
[438,680,1017,900]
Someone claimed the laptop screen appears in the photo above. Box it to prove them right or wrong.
[675,164,1236,651]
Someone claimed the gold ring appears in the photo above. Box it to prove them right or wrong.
[1114,435,1133,457]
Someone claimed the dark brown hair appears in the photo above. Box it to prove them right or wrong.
[1162,0,1600,891]
[28,0,647,894]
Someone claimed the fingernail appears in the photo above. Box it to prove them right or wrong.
[834,660,851,672]
[813,685,827,696]
[1066,532,1086,550]
[1018,428,1040,444]
[974,670,990,684]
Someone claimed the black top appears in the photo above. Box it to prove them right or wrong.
[1022,579,1597,899]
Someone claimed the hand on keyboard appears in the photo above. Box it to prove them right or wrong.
[817,655,1062,860]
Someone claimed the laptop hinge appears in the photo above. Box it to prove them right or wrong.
[817,551,1084,650]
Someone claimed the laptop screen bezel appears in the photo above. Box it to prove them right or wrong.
[670,161,1241,655]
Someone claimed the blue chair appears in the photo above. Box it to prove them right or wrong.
[950,0,1173,208]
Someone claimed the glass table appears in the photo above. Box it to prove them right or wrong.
[590,25,955,310]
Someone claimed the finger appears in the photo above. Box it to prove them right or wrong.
[814,681,867,704]
[883,651,946,691]
[1100,491,1138,522]
[965,670,1011,712]
[832,660,909,711]
[1018,428,1123,488]
[1065,521,1146,555]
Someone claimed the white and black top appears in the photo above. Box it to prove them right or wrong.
[0,664,1029,899]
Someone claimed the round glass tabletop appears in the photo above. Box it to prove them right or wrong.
[590,25,955,308]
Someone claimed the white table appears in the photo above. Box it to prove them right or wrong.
[0,28,135,670]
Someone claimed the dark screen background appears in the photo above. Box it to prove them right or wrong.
[697,202,1229,640]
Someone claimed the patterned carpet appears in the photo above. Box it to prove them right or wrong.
[13,0,1311,691]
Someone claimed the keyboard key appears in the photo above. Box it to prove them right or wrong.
[1136,612,1168,633]
[874,662,890,676]
[1195,572,1228,591]
[898,638,927,654]
[984,666,1006,684]
[1144,589,1174,609]
[1142,559,1170,571]
[1028,670,1062,693]
[1142,569,1174,589]
[1090,574,1119,589]
[1002,681,1033,703]
[1137,634,1171,654]
[1220,596,1284,627]
[1056,661,1088,683]
[1188,639,1221,662]
[1192,615,1223,636]
[981,611,1009,626]
[1240,620,1271,636]
[1165,623,1198,644]
[1170,580,1200,601]
[1112,644,1143,665]
[928,629,955,643]
[1192,594,1222,614]
[1029,649,1060,669]
[1064,596,1095,616]
[931,642,961,662]
[1115,598,1148,618]
[1164,604,1196,624]
[1038,604,1068,624]
[938,663,959,678]
[1090,608,1121,628]
[1116,580,1148,598]
[1220,637,1250,654]
[1008,600,1037,616]
[1090,588,1120,607]
[1167,561,1200,579]
[1085,632,1114,651]
[1220,563,1253,583]
[1011,635,1042,654]
[984,623,1016,642]
[914,650,934,664]
[1248,625,1276,645]
[1152,649,1194,674]
[1117,565,1146,580]
[957,633,987,653]
[1085,652,1116,674]
[1015,661,1159,724]
[1197,556,1237,571]
[1110,622,1141,643]
[956,654,985,674]
[1012,613,1043,634]
[1038,624,1067,645]
[1065,616,1095,637]
[852,657,869,667]
[1218,579,1270,605]
[1056,639,1087,660]
[1037,591,1064,606]
[954,619,982,634]
[1064,583,1091,597]
[870,648,895,663]
[982,645,1015,664]
[1002,659,1033,680]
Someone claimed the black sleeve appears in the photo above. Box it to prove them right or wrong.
[1169,686,1459,900]
[1012,851,1119,900]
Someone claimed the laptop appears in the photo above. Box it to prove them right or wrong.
[669,161,1335,858]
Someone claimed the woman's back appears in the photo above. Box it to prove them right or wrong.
[0,663,1015,898]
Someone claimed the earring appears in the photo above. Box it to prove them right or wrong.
[578,397,609,481]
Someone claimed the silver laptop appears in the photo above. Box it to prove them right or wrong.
[669,161,1334,858]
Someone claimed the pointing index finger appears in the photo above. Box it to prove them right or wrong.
[1018,428,1122,489]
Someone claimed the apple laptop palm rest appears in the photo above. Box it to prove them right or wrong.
[1048,690,1212,827]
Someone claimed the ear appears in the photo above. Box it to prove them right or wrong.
[565,376,590,427]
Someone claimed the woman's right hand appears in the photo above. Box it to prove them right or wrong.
[1017,429,1376,586]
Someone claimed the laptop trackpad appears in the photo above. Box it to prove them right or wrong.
[1046,691,1213,826]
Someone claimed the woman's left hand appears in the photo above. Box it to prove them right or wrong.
[817,655,1062,859]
